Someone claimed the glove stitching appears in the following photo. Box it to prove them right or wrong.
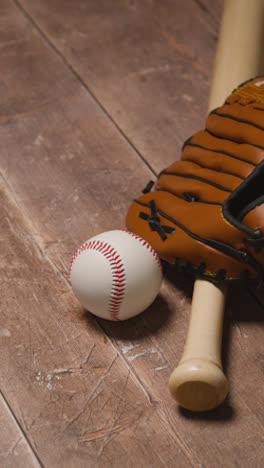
[142,180,155,194]
[244,235,264,250]
[139,200,174,241]
[175,146,247,179]
[232,76,262,92]
[210,109,264,133]
[252,106,264,112]
[136,200,262,282]
[182,192,199,203]
[165,257,250,283]
[225,100,257,106]
[205,128,264,151]
[129,78,264,286]
[161,171,232,193]
[155,188,222,206]
[155,189,222,206]
[183,140,257,167]
[238,195,264,221]
[182,155,246,180]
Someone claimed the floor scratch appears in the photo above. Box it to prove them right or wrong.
[65,354,118,430]
[97,370,130,457]
[83,343,96,366]
[5,436,22,458]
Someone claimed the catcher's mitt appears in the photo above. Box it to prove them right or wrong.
[126,77,264,284]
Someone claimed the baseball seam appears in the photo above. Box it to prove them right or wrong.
[69,230,161,320]
[121,230,162,271]
[69,239,125,320]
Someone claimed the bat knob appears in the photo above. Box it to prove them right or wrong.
[169,358,228,412]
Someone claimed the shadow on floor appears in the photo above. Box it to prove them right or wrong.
[178,395,234,421]
[81,291,174,341]
[79,268,264,422]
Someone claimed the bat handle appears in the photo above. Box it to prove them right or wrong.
[169,280,228,411]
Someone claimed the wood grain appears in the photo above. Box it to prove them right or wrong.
[15,0,223,172]
[0,392,41,467]
[0,175,189,467]
[0,0,264,466]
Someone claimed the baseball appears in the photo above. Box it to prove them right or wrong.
[69,230,162,321]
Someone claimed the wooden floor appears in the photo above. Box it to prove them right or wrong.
[1,0,264,466]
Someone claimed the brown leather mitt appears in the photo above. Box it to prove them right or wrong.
[126,77,264,284]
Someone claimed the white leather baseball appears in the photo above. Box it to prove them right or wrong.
[69,230,162,321]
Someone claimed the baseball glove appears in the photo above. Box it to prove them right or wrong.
[126,77,264,284]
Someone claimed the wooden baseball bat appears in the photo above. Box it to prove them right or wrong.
[169,0,264,411]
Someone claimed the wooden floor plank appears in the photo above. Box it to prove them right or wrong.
[101,290,264,467]
[0,392,41,468]
[16,0,223,173]
[0,180,191,467]
[0,2,191,466]
[0,1,264,467]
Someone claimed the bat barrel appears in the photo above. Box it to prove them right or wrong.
[208,0,264,111]
[169,280,228,411]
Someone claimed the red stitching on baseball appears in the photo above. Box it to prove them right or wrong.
[69,238,126,321]
[69,230,162,321]
[121,230,162,270]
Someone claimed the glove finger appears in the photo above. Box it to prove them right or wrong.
[157,160,239,204]
[182,130,259,178]
[207,98,264,149]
